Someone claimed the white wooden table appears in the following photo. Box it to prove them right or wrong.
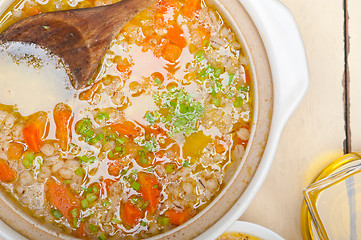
[240,0,357,239]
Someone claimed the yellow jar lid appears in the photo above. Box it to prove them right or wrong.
[301,152,361,240]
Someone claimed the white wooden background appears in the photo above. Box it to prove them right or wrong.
[241,0,352,239]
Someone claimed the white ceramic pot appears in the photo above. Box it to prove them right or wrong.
[0,0,308,239]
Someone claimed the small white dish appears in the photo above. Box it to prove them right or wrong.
[219,221,285,240]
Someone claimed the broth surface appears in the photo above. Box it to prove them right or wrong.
[0,42,75,116]
[0,0,253,239]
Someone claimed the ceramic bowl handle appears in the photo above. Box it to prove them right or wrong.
[242,0,309,126]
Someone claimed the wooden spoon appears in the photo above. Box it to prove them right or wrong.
[0,0,157,89]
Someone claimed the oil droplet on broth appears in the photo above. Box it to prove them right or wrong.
[0,42,76,116]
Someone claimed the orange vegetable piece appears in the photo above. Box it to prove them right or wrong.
[196,26,210,46]
[122,203,144,227]
[166,24,186,49]
[79,81,102,101]
[162,43,182,62]
[112,121,142,138]
[165,209,191,225]
[74,222,87,238]
[102,178,116,190]
[53,103,73,151]
[155,0,181,26]
[183,0,201,18]
[7,142,24,160]
[23,112,48,152]
[245,66,251,83]
[116,62,132,78]
[0,159,16,182]
[108,160,124,176]
[138,172,161,214]
[46,179,79,220]
[151,72,165,85]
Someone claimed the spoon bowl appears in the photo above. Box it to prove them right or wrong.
[0,0,157,89]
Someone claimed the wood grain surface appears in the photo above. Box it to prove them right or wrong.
[240,0,347,239]
[349,0,361,151]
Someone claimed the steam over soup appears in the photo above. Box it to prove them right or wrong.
[0,0,253,239]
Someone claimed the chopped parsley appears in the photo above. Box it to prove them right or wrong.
[97,112,110,120]
[145,89,204,136]
[78,155,96,163]
[233,96,243,108]
[154,77,162,85]
[22,152,35,168]
[81,199,89,209]
[51,209,63,219]
[165,164,176,173]
[228,73,235,85]
[131,181,141,191]
[102,200,110,207]
[98,233,107,240]
[194,51,205,62]
[157,216,170,226]
[112,218,122,224]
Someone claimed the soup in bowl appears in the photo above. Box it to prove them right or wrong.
[0,0,273,239]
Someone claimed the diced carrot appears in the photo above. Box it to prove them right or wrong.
[162,43,182,63]
[245,66,251,83]
[165,209,191,225]
[23,124,41,152]
[166,24,186,49]
[122,203,144,227]
[74,222,87,238]
[116,63,132,78]
[102,178,116,190]
[115,56,132,79]
[183,0,201,18]
[151,72,165,85]
[108,160,123,176]
[53,103,73,151]
[0,159,16,182]
[23,113,48,152]
[138,172,161,214]
[46,179,79,221]
[196,26,210,46]
[112,121,142,138]
[79,81,102,101]
[7,142,24,160]
[155,0,181,26]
